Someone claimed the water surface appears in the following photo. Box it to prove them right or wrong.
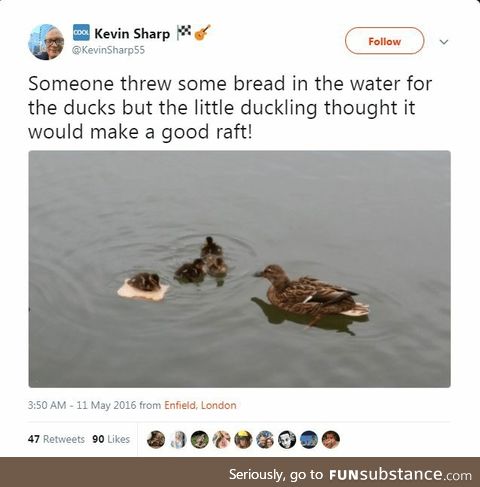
[29,151,450,387]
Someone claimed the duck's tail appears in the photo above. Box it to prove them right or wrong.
[340,302,369,317]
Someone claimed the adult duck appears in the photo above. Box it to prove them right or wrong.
[254,265,369,326]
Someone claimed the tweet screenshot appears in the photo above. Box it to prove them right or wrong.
[1,0,479,484]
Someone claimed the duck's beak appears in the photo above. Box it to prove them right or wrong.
[254,270,265,277]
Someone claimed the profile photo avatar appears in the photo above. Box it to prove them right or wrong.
[278,430,296,449]
[28,24,64,60]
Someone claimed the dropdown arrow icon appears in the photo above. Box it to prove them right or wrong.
[440,39,449,45]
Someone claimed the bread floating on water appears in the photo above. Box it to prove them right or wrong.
[117,272,169,301]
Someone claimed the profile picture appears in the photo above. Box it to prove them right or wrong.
[191,430,209,449]
[300,430,318,449]
[213,430,231,449]
[278,430,296,449]
[322,430,340,449]
[234,430,252,449]
[171,431,186,449]
[147,430,165,449]
[28,24,64,60]
[256,430,274,448]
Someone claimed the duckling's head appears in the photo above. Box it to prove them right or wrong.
[254,265,289,289]
[202,236,222,255]
[128,272,160,291]
[150,273,160,286]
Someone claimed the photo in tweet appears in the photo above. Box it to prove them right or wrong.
[29,151,450,388]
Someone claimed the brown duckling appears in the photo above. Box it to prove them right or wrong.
[204,255,228,278]
[201,236,223,257]
[127,272,161,291]
[254,265,369,326]
[117,272,169,301]
[175,258,206,282]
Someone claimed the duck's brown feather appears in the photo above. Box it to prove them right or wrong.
[257,265,369,319]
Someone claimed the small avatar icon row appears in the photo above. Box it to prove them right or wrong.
[147,429,340,450]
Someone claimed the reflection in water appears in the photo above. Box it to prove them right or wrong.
[251,297,369,336]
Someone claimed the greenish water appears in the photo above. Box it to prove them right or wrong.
[29,151,450,387]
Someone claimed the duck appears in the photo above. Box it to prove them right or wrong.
[254,265,369,326]
[201,236,223,257]
[204,255,228,278]
[174,258,206,282]
[117,272,169,301]
[127,272,161,291]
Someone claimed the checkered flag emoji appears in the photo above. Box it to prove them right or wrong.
[177,25,191,40]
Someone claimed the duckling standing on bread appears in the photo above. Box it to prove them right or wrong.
[174,258,206,283]
[127,272,161,291]
[117,272,169,301]
[201,236,223,257]
[204,255,228,278]
[254,265,369,326]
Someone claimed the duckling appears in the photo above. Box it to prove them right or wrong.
[117,272,169,301]
[254,265,369,326]
[201,236,223,257]
[174,258,206,282]
[204,255,228,278]
[127,272,161,291]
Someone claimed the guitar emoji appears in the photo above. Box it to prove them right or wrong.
[194,24,211,41]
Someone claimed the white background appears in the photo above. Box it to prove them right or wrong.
[0,0,479,456]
